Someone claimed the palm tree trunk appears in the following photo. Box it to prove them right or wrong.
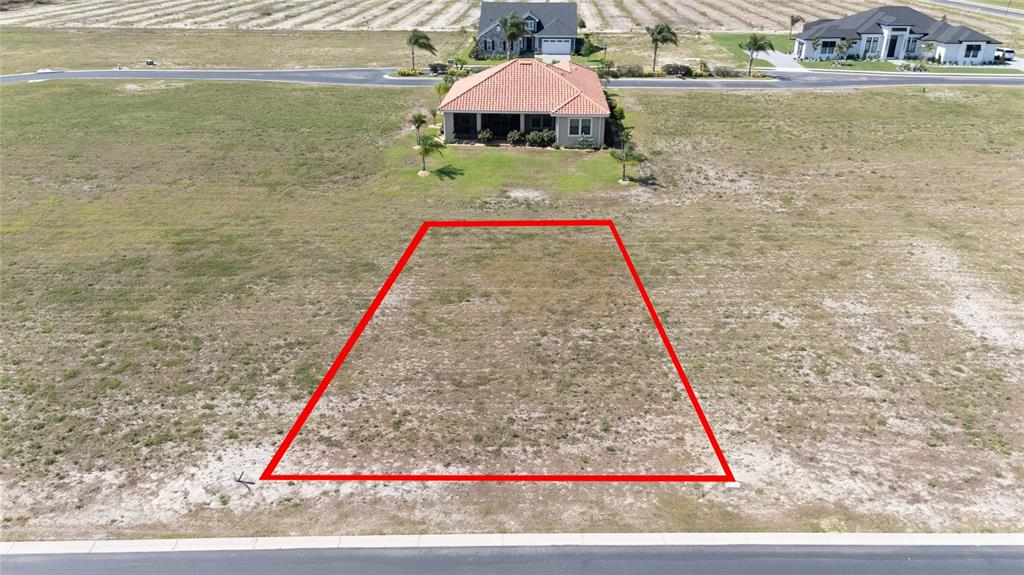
[411,46,415,70]
[621,162,627,181]
[652,44,658,73]
[421,154,426,172]
[788,25,793,40]
[748,52,754,76]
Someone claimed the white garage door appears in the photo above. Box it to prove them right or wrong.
[543,38,573,55]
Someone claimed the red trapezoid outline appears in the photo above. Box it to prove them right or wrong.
[261,219,734,482]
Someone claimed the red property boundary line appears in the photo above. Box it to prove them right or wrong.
[262,220,734,482]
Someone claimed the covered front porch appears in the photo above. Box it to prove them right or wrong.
[446,112,555,141]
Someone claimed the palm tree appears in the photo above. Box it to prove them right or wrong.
[788,15,804,40]
[406,29,436,70]
[645,22,678,72]
[739,34,775,76]
[416,133,445,175]
[498,11,526,60]
[410,112,428,138]
[611,141,646,183]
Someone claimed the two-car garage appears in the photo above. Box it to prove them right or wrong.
[540,37,574,55]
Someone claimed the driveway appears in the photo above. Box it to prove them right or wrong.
[3,67,1023,91]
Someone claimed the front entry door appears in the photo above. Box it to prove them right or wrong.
[886,36,898,58]
[525,37,533,52]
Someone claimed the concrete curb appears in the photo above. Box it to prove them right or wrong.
[2,533,1021,555]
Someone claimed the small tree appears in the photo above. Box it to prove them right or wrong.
[836,38,855,61]
[406,29,436,70]
[498,11,526,60]
[645,22,678,72]
[921,41,935,62]
[789,15,804,40]
[611,141,646,184]
[428,107,438,125]
[435,75,455,102]
[410,112,428,139]
[739,34,775,76]
[578,16,587,29]
[811,36,822,58]
[416,133,445,175]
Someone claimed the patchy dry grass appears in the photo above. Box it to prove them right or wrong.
[1,81,1022,539]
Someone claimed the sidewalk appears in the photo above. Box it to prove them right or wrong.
[3,532,1022,555]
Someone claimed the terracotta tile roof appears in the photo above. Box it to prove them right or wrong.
[439,59,610,117]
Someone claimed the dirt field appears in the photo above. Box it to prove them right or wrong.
[1,79,1022,539]
[1,0,1019,39]
[272,224,723,478]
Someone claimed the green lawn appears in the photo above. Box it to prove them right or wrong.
[800,59,1022,74]
[710,33,795,69]
[800,59,900,71]
[927,65,1023,74]
[386,133,620,199]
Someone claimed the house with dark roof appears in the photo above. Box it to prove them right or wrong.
[437,58,609,146]
[476,2,578,58]
[793,5,1000,65]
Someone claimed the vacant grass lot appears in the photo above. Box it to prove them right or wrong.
[0,27,468,74]
[0,27,743,74]
[1,80,1022,539]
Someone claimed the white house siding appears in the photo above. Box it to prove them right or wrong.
[555,116,606,147]
[933,42,997,64]
[442,112,455,142]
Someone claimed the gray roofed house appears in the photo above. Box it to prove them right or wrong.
[793,5,1001,65]
[475,2,578,59]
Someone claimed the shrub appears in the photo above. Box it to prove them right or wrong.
[469,40,481,60]
[427,63,449,74]
[580,34,603,57]
[477,128,493,144]
[711,66,743,77]
[526,129,556,148]
[570,135,597,149]
[395,67,421,76]
[616,64,644,77]
[506,129,524,145]
[751,70,768,78]
[691,69,710,78]
[661,63,692,77]
[698,59,711,75]
[897,62,928,72]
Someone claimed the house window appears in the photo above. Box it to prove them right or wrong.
[530,116,544,129]
[864,37,879,54]
[569,118,592,137]
[525,19,535,31]
[964,44,981,58]
[891,27,907,32]
[906,38,918,53]
[820,41,836,55]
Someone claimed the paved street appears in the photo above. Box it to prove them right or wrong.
[2,67,1023,90]
[922,0,1024,20]
[4,545,1023,575]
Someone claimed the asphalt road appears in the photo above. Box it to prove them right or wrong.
[922,0,1024,20]
[2,67,1023,90]
[4,545,1023,574]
